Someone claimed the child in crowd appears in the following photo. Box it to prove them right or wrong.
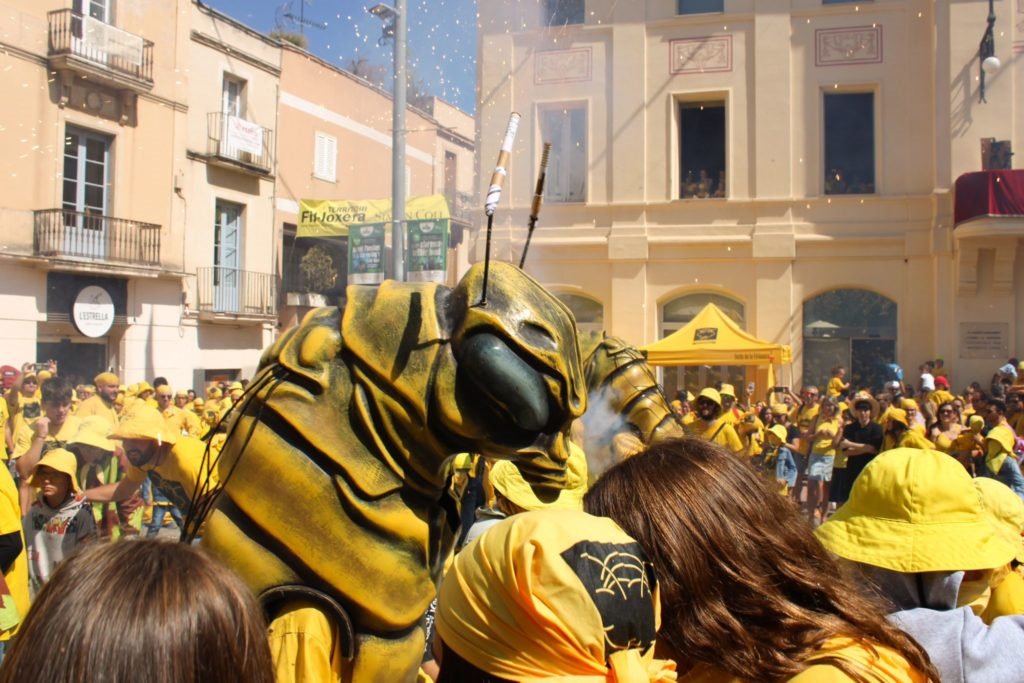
[24,449,95,595]
[761,424,798,495]
[978,426,1024,499]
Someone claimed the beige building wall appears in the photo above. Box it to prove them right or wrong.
[0,0,193,386]
[477,0,1024,393]
[274,46,475,327]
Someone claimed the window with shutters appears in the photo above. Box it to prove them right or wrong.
[313,132,337,182]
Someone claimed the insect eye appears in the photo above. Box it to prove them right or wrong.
[518,321,557,351]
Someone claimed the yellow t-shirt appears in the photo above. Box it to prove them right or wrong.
[123,437,218,514]
[0,468,29,641]
[812,417,841,458]
[0,399,8,461]
[268,599,345,683]
[12,415,83,460]
[162,406,204,438]
[678,638,926,682]
[74,395,119,428]
[826,377,848,398]
[687,418,744,454]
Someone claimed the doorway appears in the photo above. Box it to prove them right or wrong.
[37,339,108,389]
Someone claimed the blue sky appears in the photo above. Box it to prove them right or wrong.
[204,0,479,113]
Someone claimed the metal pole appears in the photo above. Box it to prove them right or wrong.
[391,0,407,281]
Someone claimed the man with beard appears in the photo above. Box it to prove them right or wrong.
[685,388,743,454]
[83,405,217,518]
[74,372,120,428]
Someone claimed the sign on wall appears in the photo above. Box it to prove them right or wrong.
[72,285,115,338]
[298,195,450,239]
[405,220,449,283]
[959,322,1009,359]
[348,223,387,285]
[226,116,264,156]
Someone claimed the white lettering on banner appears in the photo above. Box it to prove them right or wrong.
[72,286,115,338]
[226,116,264,156]
[83,16,143,66]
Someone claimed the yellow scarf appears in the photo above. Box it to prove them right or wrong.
[436,509,677,682]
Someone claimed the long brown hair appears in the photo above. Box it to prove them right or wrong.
[584,437,938,682]
[0,540,274,683]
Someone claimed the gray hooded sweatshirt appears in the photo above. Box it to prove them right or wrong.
[856,564,1024,683]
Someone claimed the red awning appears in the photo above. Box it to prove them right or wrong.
[954,170,1024,226]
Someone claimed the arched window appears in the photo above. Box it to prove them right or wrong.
[659,292,746,399]
[555,293,604,336]
[802,289,897,393]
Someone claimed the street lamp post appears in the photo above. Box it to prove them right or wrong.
[978,0,999,103]
[369,2,407,281]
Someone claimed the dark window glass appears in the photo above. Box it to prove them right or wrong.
[679,102,726,199]
[678,0,724,14]
[824,92,875,195]
[545,0,584,26]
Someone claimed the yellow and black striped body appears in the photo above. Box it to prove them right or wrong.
[203,262,587,681]
[580,335,682,471]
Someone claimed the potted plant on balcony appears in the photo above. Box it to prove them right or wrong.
[293,245,336,307]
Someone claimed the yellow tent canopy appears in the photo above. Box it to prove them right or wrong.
[642,303,793,366]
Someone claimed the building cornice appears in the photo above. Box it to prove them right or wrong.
[0,41,48,67]
[190,30,282,77]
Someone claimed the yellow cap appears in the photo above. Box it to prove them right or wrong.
[969,415,985,432]
[900,398,919,410]
[490,442,587,511]
[207,387,223,399]
[30,448,81,493]
[94,372,119,386]
[37,370,53,383]
[136,381,154,395]
[109,405,177,446]
[193,398,205,407]
[816,448,1016,573]
[770,402,789,415]
[69,416,117,452]
[719,383,735,398]
[974,477,1024,565]
[697,388,722,407]
[228,381,244,392]
[174,389,189,398]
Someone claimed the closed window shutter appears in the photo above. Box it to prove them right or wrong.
[314,133,337,182]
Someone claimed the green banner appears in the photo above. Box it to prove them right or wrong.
[347,223,387,285]
[405,219,450,283]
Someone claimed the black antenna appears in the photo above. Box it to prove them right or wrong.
[276,0,327,34]
[479,112,521,306]
[519,142,551,269]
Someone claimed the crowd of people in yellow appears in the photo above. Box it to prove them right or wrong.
[0,355,1022,683]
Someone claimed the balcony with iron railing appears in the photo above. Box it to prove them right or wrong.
[34,209,161,268]
[196,267,277,319]
[47,9,154,91]
[207,112,274,175]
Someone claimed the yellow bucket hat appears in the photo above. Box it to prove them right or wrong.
[886,408,909,427]
[697,388,722,407]
[136,381,154,395]
[969,415,985,432]
[816,448,1017,573]
[900,398,919,411]
[974,478,1024,565]
[109,405,177,446]
[69,416,117,452]
[490,441,588,511]
[228,381,244,392]
[30,448,81,493]
[719,383,736,398]
[208,387,223,399]
[436,509,675,682]
[767,424,788,443]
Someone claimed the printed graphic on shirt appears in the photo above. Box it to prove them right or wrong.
[560,540,657,655]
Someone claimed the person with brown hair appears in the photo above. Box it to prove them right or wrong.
[0,539,274,683]
[584,437,938,682]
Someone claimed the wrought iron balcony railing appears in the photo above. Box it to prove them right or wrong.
[197,267,278,317]
[207,112,274,173]
[47,9,154,85]
[34,209,161,266]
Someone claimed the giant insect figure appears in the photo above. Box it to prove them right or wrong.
[199,260,587,681]
[580,334,683,475]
